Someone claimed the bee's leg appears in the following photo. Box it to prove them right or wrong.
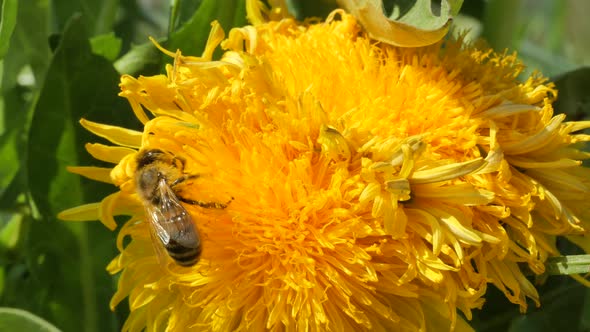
[170,174,200,188]
[178,196,232,210]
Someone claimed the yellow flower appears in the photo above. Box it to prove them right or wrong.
[59,6,590,332]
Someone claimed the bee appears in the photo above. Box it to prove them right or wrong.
[135,148,228,267]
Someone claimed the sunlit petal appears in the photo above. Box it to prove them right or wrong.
[80,118,142,148]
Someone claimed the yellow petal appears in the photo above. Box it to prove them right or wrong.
[201,21,225,60]
[415,241,457,271]
[410,158,485,184]
[416,260,444,283]
[507,262,540,307]
[476,205,510,218]
[398,144,416,178]
[67,166,113,183]
[124,96,151,125]
[413,183,494,206]
[110,268,139,311]
[110,154,137,187]
[58,203,101,221]
[390,137,424,168]
[527,168,590,193]
[129,285,157,310]
[476,122,504,174]
[407,208,444,255]
[501,114,565,154]
[477,103,541,119]
[223,26,258,55]
[476,146,504,174]
[383,203,407,238]
[99,192,124,230]
[85,143,136,164]
[426,207,482,245]
[564,121,590,133]
[506,156,581,169]
[80,118,142,148]
[245,0,290,25]
[477,231,501,244]
[359,182,381,204]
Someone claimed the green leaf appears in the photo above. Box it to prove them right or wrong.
[387,0,462,26]
[0,130,19,198]
[114,41,161,75]
[553,67,590,121]
[481,0,523,51]
[458,0,486,20]
[53,0,119,36]
[506,282,586,332]
[545,255,590,275]
[0,0,51,209]
[471,275,587,331]
[0,267,4,296]
[4,0,51,81]
[22,217,120,332]
[0,307,61,332]
[168,0,205,34]
[90,33,122,61]
[336,0,462,47]
[581,289,590,330]
[166,0,247,58]
[0,0,18,59]
[25,13,135,332]
[0,212,22,250]
[28,13,137,218]
[285,0,339,20]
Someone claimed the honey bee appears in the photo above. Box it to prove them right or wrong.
[135,148,228,267]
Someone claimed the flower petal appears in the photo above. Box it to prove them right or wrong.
[85,143,136,164]
[410,158,485,184]
[413,183,495,206]
[66,166,113,183]
[476,103,541,119]
[58,203,101,221]
[80,118,142,148]
[425,207,482,245]
[506,156,581,169]
[501,114,565,154]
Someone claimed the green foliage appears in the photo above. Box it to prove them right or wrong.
[0,307,61,332]
[470,278,590,332]
[0,1,588,331]
[166,0,247,60]
[479,0,589,77]
[0,0,17,60]
[553,67,590,121]
[545,255,590,275]
[90,33,123,61]
[23,16,133,331]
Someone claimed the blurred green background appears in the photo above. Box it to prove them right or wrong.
[0,0,589,331]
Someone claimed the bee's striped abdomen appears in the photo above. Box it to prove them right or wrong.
[165,238,201,267]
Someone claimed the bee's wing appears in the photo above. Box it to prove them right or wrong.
[145,178,200,267]
[144,178,185,267]
[145,202,172,267]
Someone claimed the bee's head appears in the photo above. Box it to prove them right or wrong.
[136,167,162,201]
[136,149,166,169]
